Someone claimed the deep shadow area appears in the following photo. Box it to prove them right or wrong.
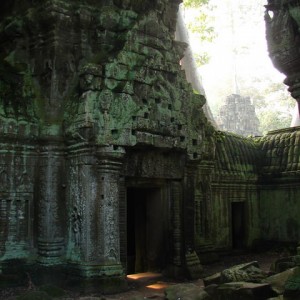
[127,187,168,275]
[231,202,246,249]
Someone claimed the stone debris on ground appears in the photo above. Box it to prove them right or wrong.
[2,252,300,300]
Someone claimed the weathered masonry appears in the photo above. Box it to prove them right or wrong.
[0,0,211,289]
[2,0,300,293]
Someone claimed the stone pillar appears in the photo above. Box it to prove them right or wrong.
[169,181,183,276]
[196,161,214,242]
[96,146,125,277]
[184,163,196,252]
[66,145,125,289]
[66,146,98,270]
[183,162,203,279]
[118,174,127,270]
[37,144,65,265]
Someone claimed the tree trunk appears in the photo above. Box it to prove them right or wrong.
[175,6,217,128]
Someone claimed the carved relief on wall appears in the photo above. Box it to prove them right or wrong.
[0,169,9,192]
[14,198,29,244]
[16,171,33,193]
[0,197,31,259]
[170,181,183,267]
[67,161,102,262]
[0,199,9,256]
[0,149,35,260]
[71,206,82,248]
[195,170,213,242]
[100,172,120,264]
[67,164,85,260]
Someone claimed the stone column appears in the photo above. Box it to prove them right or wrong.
[118,175,127,270]
[96,146,125,277]
[37,144,65,265]
[183,163,196,252]
[183,162,203,279]
[66,145,125,283]
[169,181,183,276]
[66,146,98,272]
[196,161,214,241]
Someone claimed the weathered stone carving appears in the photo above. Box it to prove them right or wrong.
[2,0,300,293]
[71,206,82,247]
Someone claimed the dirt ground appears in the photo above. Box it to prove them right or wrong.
[0,251,283,299]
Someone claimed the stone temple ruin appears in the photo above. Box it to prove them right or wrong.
[1,0,300,294]
[217,94,261,137]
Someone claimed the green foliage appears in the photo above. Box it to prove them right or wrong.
[258,109,292,134]
[187,14,215,42]
[194,52,210,66]
[183,0,210,8]
[183,0,216,67]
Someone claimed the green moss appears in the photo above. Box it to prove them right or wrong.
[214,131,226,142]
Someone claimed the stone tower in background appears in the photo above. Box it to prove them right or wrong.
[217,94,261,137]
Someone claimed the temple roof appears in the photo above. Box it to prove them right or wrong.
[214,131,263,178]
[256,126,300,175]
[214,126,300,180]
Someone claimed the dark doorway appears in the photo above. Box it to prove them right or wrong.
[127,187,167,274]
[231,202,246,249]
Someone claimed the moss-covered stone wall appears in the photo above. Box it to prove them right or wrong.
[202,132,262,251]
[259,183,300,243]
[206,127,300,252]
[257,127,300,244]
